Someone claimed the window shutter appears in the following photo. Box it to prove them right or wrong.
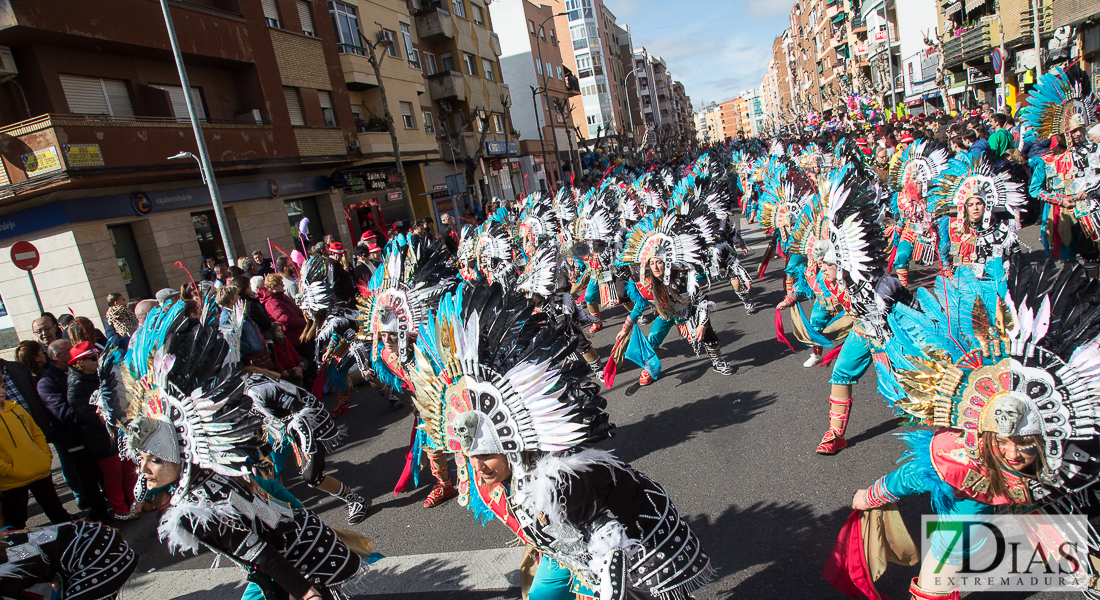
[59,75,110,115]
[297,1,314,35]
[261,0,280,25]
[400,102,412,117]
[318,90,332,109]
[151,85,205,122]
[284,88,305,125]
[102,80,134,117]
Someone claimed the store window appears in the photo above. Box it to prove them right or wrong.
[108,223,152,300]
[285,198,324,244]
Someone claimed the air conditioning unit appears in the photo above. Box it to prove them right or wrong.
[0,47,17,78]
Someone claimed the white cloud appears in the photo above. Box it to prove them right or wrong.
[746,0,795,18]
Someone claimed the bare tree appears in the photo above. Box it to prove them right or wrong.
[439,105,498,208]
[922,29,951,111]
[358,27,414,223]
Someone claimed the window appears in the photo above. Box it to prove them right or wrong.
[596,82,606,93]
[451,0,466,18]
[483,59,495,80]
[586,114,597,124]
[571,25,586,50]
[464,53,478,76]
[150,84,206,122]
[557,65,563,80]
[423,111,435,134]
[318,91,336,126]
[470,3,484,26]
[529,20,536,35]
[400,101,416,128]
[284,88,305,126]
[441,52,455,71]
[492,114,504,133]
[545,61,552,76]
[400,24,421,68]
[351,105,363,130]
[423,52,438,75]
[329,2,362,55]
[540,27,546,40]
[381,29,399,58]
[550,29,556,45]
[536,59,543,75]
[59,75,135,117]
[298,1,314,35]
[261,0,281,28]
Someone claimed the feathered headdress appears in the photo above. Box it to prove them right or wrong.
[407,283,612,467]
[927,153,1025,229]
[358,235,458,389]
[1019,66,1097,141]
[121,300,263,503]
[883,260,1100,504]
[297,255,336,317]
[516,243,562,299]
[888,140,949,211]
[616,210,707,288]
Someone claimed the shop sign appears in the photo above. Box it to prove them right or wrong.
[387,191,403,202]
[510,160,521,173]
[533,155,544,165]
[967,66,992,84]
[22,146,62,177]
[341,166,401,194]
[855,42,869,56]
[485,141,518,155]
[433,184,447,190]
[430,189,450,200]
[63,144,104,167]
[490,159,503,171]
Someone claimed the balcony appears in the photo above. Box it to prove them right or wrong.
[415,7,454,41]
[340,51,379,91]
[0,114,274,197]
[941,22,994,68]
[565,75,581,97]
[491,33,502,57]
[428,71,467,102]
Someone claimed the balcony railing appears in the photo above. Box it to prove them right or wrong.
[942,22,993,68]
[0,113,274,195]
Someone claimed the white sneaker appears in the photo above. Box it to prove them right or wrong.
[803,351,823,368]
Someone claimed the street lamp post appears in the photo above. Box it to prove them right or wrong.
[535,12,567,183]
[157,0,235,261]
[531,85,550,186]
[623,69,638,162]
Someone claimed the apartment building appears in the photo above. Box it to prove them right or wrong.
[329,0,444,239]
[489,0,581,193]
[694,103,724,143]
[0,0,360,340]
[719,97,750,137]
[402,0,512,206]
[548,0,629,148]
[672,82,694,145]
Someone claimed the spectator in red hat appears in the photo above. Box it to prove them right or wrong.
[326,242,357,304]
[67,341,139,521]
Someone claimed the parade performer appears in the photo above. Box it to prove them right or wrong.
[121,301,374,599]
[809,169,916,455]
[0,520,137,600]
[358,235,461,508]
[570,190,620,332]
[831,260,1100,599]
[408,281,715,600]
[614,206,735,385]
[1019,65,1100,278]
[927,153,1025,285]
[886,140,949,287]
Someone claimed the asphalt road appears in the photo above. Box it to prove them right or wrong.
[28,221,1080,599]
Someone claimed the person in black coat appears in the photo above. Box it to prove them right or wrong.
[38,340,112,521]
[66,342,138,521]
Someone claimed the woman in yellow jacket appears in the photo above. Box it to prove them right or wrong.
[0,386,71,529]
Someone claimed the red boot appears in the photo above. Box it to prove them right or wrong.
[423,452,457,508]
[816,396,851,455]
[638,370,655,386]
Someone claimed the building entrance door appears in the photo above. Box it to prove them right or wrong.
[107,223,153,300]
[285,197,324,250]
[191,210,228,264]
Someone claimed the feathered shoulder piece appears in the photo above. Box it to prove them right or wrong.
[927,153,1025,228]
[517,243,562,298]
[1019,66,1097,141]
[888,139,949,196]
[883,260,1100,504]
[408,282,612,463]
[825,168,888,284]
[298,255,335,316]
[572,188,615,245]
[518,193,559,247]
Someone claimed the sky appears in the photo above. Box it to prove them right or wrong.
[602,0,796,110]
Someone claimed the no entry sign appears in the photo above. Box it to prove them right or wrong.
[10,241,40,271]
